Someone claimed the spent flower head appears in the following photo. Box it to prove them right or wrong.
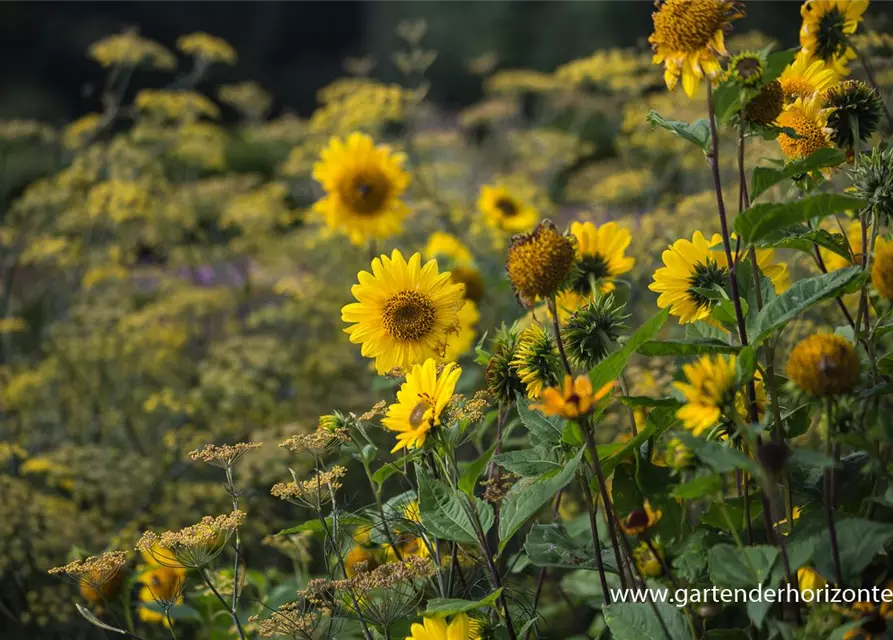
[271,466,348,509]
[188,442,263,469]
[49,550,128,593]
[135,511,246,569]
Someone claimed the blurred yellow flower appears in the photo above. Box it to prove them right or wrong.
[787,333,860,396]
[443,300,480,363]
[88,31,175,69]
[674,354,737,435]
[569,221,635,295]
[478,184,539,234]
[800,0,868,76]
[177,32,237,65]
[533,375,613,420]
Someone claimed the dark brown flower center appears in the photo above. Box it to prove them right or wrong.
[381,290,437,342]
[340,170,390,214]
[815,6,848,62]
[625,509,649,529]
[495,197,519,217]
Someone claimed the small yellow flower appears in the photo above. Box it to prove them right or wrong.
[620,500,663,536]
[177,32,237,65]
[478,184,539,233]
[382,359,462,453]
[533,375,613,420]
[674,354,738,436]
[872,236,893,301]
[800,0,869,76]
[406,613,479,640]
[798,566,828,595]
[787,333,861,396]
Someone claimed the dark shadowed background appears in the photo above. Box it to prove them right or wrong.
[0,0,825,125]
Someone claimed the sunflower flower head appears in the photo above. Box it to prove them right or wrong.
[564,294,628,370]
[407,613,479,640]
[510,324,562,400]
[665,437,695,472]
[800,0,869,76]
[726,51,764,87]
[533,375,613,420]
[872,237,893,301]
[633,540,664,578]
[485,325,526,404]
[620,500,663,536]
[787,333,861,396]
[674,354,739,436]
[506,221,576,306]
[312,132,410,245]
[852,147,893,224]
[743,80,785,126]
[137,565,187,625]
[382,358,462,453]
[776,95,834,160]
[779,49,839,103]
[568,221,635,295]
[650,0,744,97]
[342,250,465,374]
[478,183,539,233]
[824,80,884,150]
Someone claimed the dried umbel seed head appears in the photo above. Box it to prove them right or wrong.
[506,221,575,306]
[135,511,246,569]
[188,442,262,469]
[786,333,861,397]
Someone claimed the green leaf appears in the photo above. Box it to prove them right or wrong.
[277,515,369,536]
[712,298,747,328]
[646,111,711,152]
[713,81,752,124]
[459,442,497,496]
[708,544,779,588]
[751,148,846,201]
[602,407,678,478]
[637,338,739,356]
[603,601,690,640]
[371,463,402,486]
[590,309,669,390]
[763,49,797,83]
[424,588,503,616]
[141,602,202,622]
[525,524,617,572]
[672,474,723,499]
[678,433,760,474]
[734,193,865,245]
[417,469,493,545]
[750,267,868,344]
[516,396,564,444]
[494,446,562,477]
[814,518,893,584]
[736,345,757,387]
[498,449,583,554]
[758,226,852,261]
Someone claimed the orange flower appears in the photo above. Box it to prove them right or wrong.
[533,375,613,419]
[619,500,663,536]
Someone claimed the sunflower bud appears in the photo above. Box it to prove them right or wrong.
[506,221,575,307]
[727,51,764,87]
[852,146,893,224]
[510,324,562,399]
[825,80,884,151]
[485,324,525,404]
[564,294,628,370]
[665,437,695,472]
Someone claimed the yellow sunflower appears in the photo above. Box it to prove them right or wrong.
[406,614,479,640]
[443,300,480,362]
[649,0,744,97]
[872,236,893,301]
[776,96,834,161]
[533,375,614,420]
[568,221,635,294]
[478,183,539,233]
[382,358,462,453]
[800,0,869,76]
[649,231,788,325]
[619,500,663,536]
[342,250,465,374]
[786,332,861,396]
[821,219,863,271]
[674,353,738,435]
[779,49,840,103]
[424,232,473,266]
[312,132,411,245]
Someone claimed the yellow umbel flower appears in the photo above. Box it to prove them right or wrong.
[382,358,461,453]
[177,32,237,65]
[533,375,613,420]
[342,250,465,374]
[787,333,861,396]
[478,184,539,233]
[88,31,175,69]
[779,49,839,103]
[312,133,411,245]
[776,96,834,160]
[674,354,738,435]
[568,221,635,295]
[511,324,561,400]
[872,236,893,301]
[619,500,663,536]
[506,221,576,306]
[444,300,480,362]
[649,0,744,97]
[650,231,788,325]
[406,614,479,640]
[800,0,869,76]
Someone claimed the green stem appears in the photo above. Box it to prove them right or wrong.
[824,398,844,586]
[198,569,247,640]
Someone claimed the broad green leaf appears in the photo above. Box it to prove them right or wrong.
[603,601,690,640]
[678,433,760,474]
[712,298,747,328]
[561,570,623,604]
[750,267,867,344]
[417,469,493,545]
[459,442,497,496]
[494,446,562,477]
[735,345,757,386]
[516,395,564,444]
[673,530,712,583]
[708,544,779,588]
[498,449,583,553]
[371,463,402,486]
[750,147,846,200]
[702,494,764,532]
[424,588,503,616]
[141,602,202,622]
[734,193,865,245]
[637,338,739,356]
[590,309,669,390]
[763,49,797,83]
[814,518,893,584]
[646,111,711,152]
[672,474,723,499]
[756,226,851,260]
[277,515,369,536]
[602,407,678,478]
[525,524,618,572]
[713,81,755,124]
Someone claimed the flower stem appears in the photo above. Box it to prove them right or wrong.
[198,568,247,640]
[579,475,614,601]
[824,398,844,586]
[549,296,573,376]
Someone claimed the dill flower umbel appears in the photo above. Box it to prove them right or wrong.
[49,551,128,604]
[342,250,465,374]
[568,221,635,295]
[407,613,479,640]
[779,49,839,103]
[800,0,869,76]
[650,231,788,325]
[188,442,263,469]
[177,32,237,65]
[279,426,350,457]
[136,511,246,569]
[776,96,834,160]
[533,375,613,420]
[787,333,861,396]
[649,0,744,97]
[506,221,576,306]
[824,80,884,150]
[478,183,540,233]
[563,294,628,370]
[137,565,187,626]
[620,500,663,536]
[88,31,176,69]
[872,237,893,301]
[251,600,331,639]
[312,132,410,245]
[511,324,561,400]
[382,358,461,453]
[674,354,738,435]
[271,467,348,509]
